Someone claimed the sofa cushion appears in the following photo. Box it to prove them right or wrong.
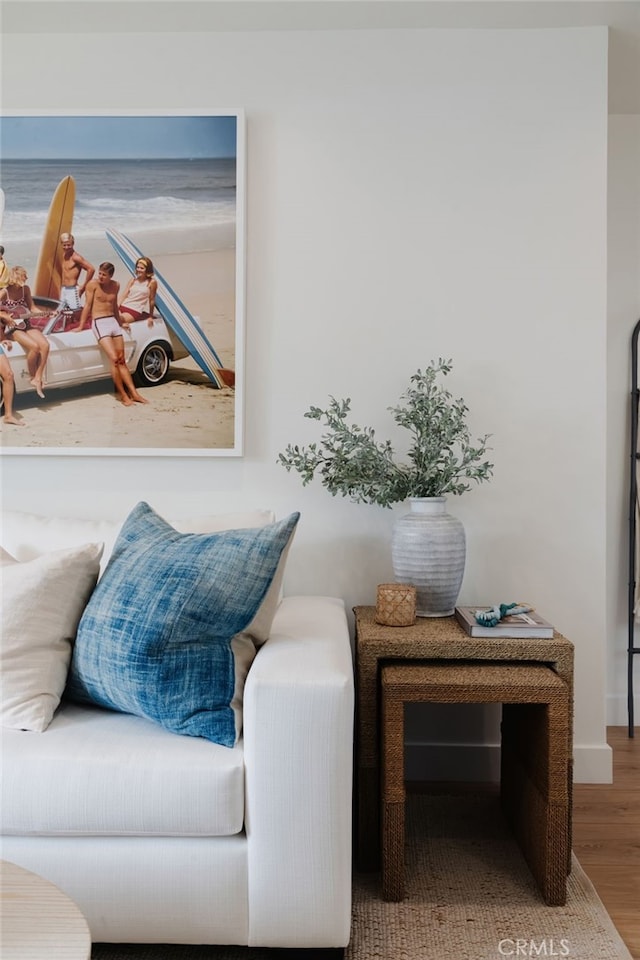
[0,542,103,733]
[0,701,244,836]
[0,507,276,575]
[66,503,300,747]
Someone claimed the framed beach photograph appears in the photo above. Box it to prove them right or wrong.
[0,109,245,456]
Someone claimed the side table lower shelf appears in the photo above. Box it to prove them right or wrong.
[380,661,571,905]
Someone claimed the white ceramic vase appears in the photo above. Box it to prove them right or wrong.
[391,497,466,617]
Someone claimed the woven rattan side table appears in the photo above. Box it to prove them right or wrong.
[381,661,570,905]
[353,605,575,872]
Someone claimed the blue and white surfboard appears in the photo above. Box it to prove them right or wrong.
[106,229,226,389]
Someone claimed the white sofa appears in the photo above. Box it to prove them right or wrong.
[0,509,354,953]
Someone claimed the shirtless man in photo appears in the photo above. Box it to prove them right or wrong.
[59,233,95,310]
[79,262,149,406]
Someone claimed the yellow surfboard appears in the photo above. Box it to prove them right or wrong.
[33,175,75,300]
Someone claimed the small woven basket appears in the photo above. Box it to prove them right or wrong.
[375,583,417,627]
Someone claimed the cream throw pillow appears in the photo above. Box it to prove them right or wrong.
[1,542,103,732]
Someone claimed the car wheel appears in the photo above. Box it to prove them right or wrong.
[135,342,170,386]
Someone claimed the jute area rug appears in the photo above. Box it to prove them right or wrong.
[92,793,632,960]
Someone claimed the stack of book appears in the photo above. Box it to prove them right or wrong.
[454,605,554,638]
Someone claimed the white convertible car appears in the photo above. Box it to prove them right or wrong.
[2,300,190,397]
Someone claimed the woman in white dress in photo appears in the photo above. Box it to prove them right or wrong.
[118,256,157,328]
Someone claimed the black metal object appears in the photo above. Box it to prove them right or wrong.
[627,318,640,737]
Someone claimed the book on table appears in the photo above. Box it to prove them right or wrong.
[454,605,554,638]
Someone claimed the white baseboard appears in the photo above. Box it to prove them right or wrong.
[405,740,614,784]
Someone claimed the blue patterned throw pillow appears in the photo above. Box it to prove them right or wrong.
[66,502,299,747]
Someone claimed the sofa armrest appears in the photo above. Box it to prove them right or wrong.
[243,596,354,949]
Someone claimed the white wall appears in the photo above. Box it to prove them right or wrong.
[1,24,612,779]
[607,113,640,727]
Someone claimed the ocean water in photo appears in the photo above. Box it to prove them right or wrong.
[0,157,236,251]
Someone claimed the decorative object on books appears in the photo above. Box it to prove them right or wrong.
[375,582,417,626]
[475,601,532,627]
[455,604,555,638]
[278,359,493,616]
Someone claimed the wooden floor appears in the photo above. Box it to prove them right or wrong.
[572,726,640,960]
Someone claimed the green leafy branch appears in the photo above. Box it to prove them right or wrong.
[278,359,494,508]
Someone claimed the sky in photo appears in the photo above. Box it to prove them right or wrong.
[0,114,238,160]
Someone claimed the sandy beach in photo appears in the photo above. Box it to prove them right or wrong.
[0,237,238,454]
